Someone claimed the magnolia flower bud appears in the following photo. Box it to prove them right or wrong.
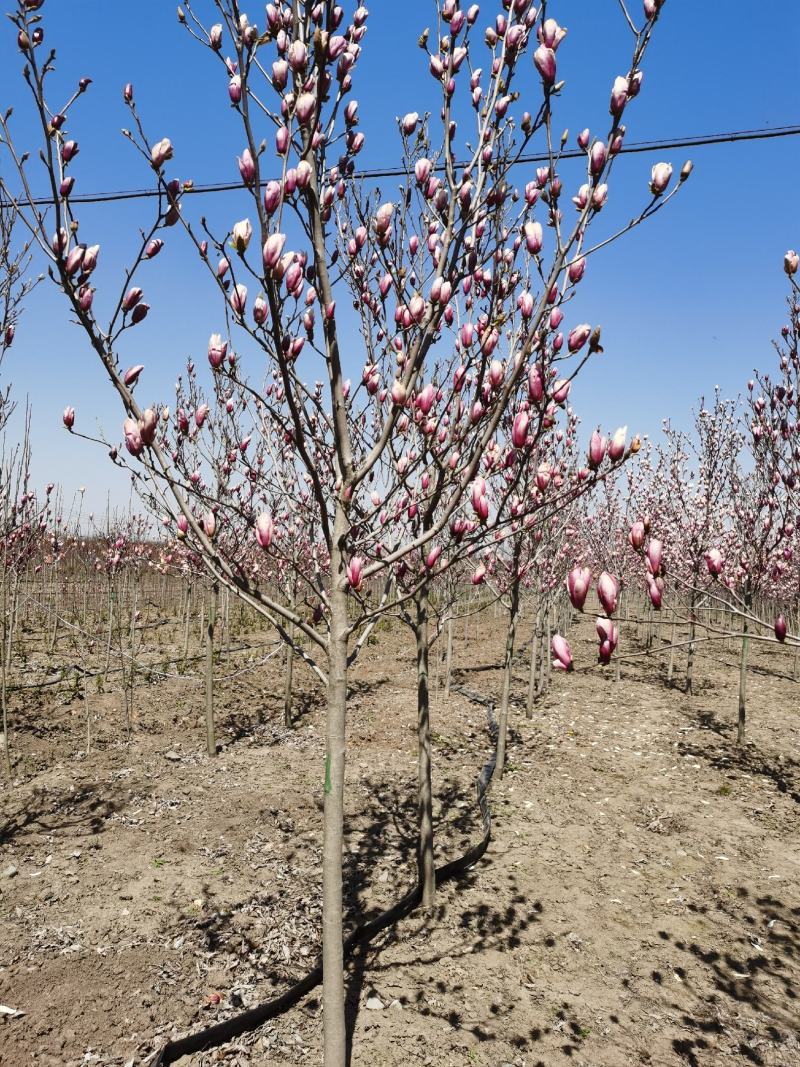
[231,218,252,253]
[122,287,143,312]
[253,294,268,325]
[551,634,573,671]
[512,411,529,449]
[230,284,248,316]
[347,556,364,591]
[533,45,556,86]
[568,323,591,353]
[650,162,673,196]
[63,406,75,430]
[567,567,591,610]
[139,408,158,445]
[208,333,227,369]
[64,245,85,277]
[237,148,256,186]
[123,364,144,387]
[608,426,627,461]
[609,75,628,117]
[704,548,724,576]
[123,417,144,456]
[629,521,646,550]
[150,137,173,169]
[568,257,586,284]
[471,563,486,586]
[255,513,274,549]
[785,250,799,276]
[597,571,619,616]
[523,220,543,254]
[401,111,419,134]
[646,539,663,575]
[263,233,286,271]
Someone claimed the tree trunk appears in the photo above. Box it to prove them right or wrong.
[667,606,677,685]
[415,587,435,910]
[686,589,697,694]
[104,582,114,678]
[737,592,751,745]
[496,575,520,778]
[284,586,295,728]
[182,583,191,665]
[444,612,453,697]
[322,536,348,1067]
[84,670,91,754]
[526,608,540,719]
[205,582,217,757]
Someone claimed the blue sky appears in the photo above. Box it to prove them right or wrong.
[1,1,798,517]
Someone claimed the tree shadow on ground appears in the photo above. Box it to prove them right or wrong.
[651,885,799,1065]
[676,713,800,804]
[220,687,322,745]
[0,780,124,847]
[340,771,544,1063]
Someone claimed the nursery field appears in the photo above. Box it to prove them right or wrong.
[2,612,798,1067]
[1,5,800,1067]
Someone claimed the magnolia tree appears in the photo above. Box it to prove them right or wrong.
[648,392,740,691]
[1,0,686,1059]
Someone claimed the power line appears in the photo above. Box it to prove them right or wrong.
[2,124,799,208]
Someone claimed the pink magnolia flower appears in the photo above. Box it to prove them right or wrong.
[533,45,556,86]
[608,426,627,462]
[230,284,248,316]
[347,556,364,591]
[596,617,619,663]
[597,571,619,616]
[567,566,591,610]
[208,333,227,369]
[629,521,646,550]
[150,137,173,169]
[588,430,606,469]
[704,548,724,576]
[123,417,144,456]
[512,411,529,449]
[255,513,274,549]
[551,634,573,671]
[263,233,286,271]
[650,162,673,195]
[646,539,663,575]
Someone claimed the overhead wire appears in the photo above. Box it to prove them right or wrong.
[1,124,798,208]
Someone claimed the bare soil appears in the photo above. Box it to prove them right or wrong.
[1,611,798,1067]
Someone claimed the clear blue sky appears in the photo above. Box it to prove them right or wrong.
[1,1,798,517]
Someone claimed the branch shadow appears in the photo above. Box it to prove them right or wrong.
[676,717,800,804]
[339,771,545,1062]
[0,781,123,847]
[652,885,799,1065]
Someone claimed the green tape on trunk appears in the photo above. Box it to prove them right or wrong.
[324,752,331,794]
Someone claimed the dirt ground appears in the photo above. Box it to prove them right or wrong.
[1,609,798,1067]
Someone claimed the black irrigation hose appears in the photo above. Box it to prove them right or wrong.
[151,686,498,1065]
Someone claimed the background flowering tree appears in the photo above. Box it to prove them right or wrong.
[0,201,39,435]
